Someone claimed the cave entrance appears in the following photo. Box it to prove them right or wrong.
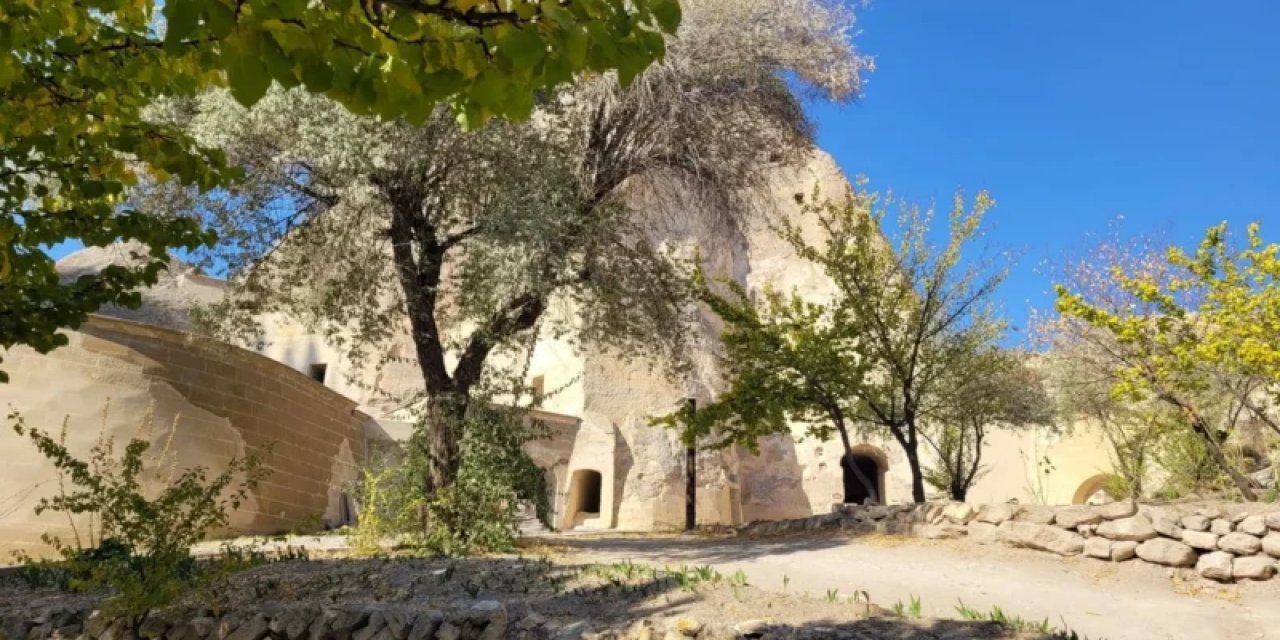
[567,469,603,526]
[842,452,883,505]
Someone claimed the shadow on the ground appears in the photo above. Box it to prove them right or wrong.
[543,530,857,564]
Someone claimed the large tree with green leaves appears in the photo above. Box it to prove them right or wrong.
[0,0,678,381]
[147,0,870,497]
[1054,222,1279,500]
[659,187,1011,504]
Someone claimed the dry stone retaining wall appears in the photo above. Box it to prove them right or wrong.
[736,501,1280,583]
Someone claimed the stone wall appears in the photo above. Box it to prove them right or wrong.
[0,316,370,555]
[736,501,1280,583]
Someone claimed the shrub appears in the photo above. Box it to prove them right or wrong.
[10,406,268,623]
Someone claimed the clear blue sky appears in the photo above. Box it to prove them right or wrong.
[805,0,1280,343]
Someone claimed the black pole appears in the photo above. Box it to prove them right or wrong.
[684,398,697,532]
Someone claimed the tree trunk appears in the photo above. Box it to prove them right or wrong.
[1186,410,1258,501]
[905,445,926,503]
[830,408,879,504]
[421,392,468,496]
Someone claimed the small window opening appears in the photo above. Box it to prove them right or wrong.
[309,363,328,384]
[531,375,546,399]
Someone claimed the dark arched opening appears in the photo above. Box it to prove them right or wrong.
[567,469,603,523]
[842,453,882,505]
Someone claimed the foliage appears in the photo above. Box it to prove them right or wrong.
[664,186,1011,504]
[0,0,678,382]
[9,407,267,622]
[149,0,869,502]
[1054,222,1278,500]
[923,348,1053,501]
[348,456,428,556]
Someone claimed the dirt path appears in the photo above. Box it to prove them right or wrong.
[550,532,1280,640]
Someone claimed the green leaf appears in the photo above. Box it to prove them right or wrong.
[164,0,201,45]
[651,0,682,33]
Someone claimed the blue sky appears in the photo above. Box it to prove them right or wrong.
[806,0,1280,343]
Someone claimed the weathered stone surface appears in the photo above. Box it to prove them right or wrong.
[1233,556,1278,581]
[1219,532,1263,556]
[670,618,703,638]
[1017,506,1056,525]
[732,620,773,638]
[975,503,1019,525]
[919,523,968,540]
[942,503,977,525]
[190,618,216,639]
[1263,533,1280,559]
[1136,539,1197,567]
[1096,515,1158,542]
[1054,506,1103,529]
[226,614,269,640]
[1266,512,1280,531]
[137,617,169,639]
[1181,515,1211,532]
[966,521,999,545]
[1211,518,1234,536]
[1111,541,1139,562]
[406,612,442,640]
[1084,537,1112,560]
[1238,515,1269,537]
[1182,530,1220,551]
[434,623,461,640]
[1096,501,1138,520]
[552,621,591,640]
[1077,524,1097,537]
[1197,551,1235,582]
[1150,513,1183,539]
[998,521,1085,556]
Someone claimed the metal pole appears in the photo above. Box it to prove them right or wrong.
[685,398,697,532]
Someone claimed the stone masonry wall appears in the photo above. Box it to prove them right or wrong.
[0,315,370,554]
[737,501,1280,584]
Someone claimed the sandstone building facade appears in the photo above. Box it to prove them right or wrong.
[0,152,1118,552]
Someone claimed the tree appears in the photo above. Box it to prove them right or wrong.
[785,188,1008,503]
[923,347,1052,502]
[149,0,870,498]
[652,267,882,503]
[1054,222,1276,500]
[0,0,678,381]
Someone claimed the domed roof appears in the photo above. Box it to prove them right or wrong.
[55,243,226,331]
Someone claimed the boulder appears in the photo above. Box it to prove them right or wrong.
[1096,500,1138,520]
[1181,530,1220,551]
[998,521,1085,556]
[1111,541,1139,562]
[1211,518,1234,536]
[1077,524,1097,537]
[976,503,1019,525]
[1199,507,1225,520]
[1135,539,1198,567]
[1266,512,1280,531]
[1096,515,1159,542]
[1197,552,1235,582]
[1232,556,1278,581]
[943,503,977,525]
[1180,515,1211,532]
[1084,537,1112,560]
[1054,506,1104,529]
[1263,533,1280,559]
[1219,532,1263,556]
[920,523,968,540]
[1239,515,1269,537]
[1017,506,1057,525]
[1150,513,1183,539]
[967,521,1000,545]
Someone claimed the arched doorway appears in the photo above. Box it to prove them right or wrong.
[566,469,603,527]
[1072,474,1117,505]
[842,445,888,505]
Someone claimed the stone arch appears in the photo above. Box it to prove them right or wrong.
[1071,474,1116,505]
[842,444,889,505]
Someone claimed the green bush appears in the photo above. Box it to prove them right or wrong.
[10,407,268,623]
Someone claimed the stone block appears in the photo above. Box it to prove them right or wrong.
[1111,541,1139,562]
[1054,506,1104,529]
[1096,515,1158,542]
[1210,518,1233,536]
[1238,515,1269,537]
[967,521,1000,545]
[1263,533,1280,559]
[942,503,977,525]
[998,521,1085,556]
[1180,515,1210,532]
[1197,551,1234,582]
[1135,538,1197,567]
[1017,506,1057,525]
[920,523,968,540]
[1219,532,1262,556]
[1266,512,1280,531]
[975,503,1019,525]
[1232,555,1277,581]
[1181,530,1219,551]
[1096,500,1137,520]
[1084,537,1112,560]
